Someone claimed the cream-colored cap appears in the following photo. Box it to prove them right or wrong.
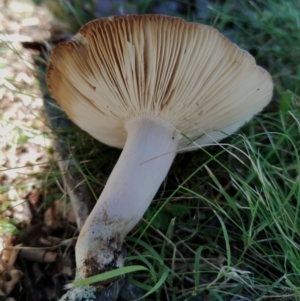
[47,15,273,150]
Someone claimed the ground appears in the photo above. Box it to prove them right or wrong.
[1,0,300,300]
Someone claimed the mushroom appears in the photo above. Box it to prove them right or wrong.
[47,15,273,278]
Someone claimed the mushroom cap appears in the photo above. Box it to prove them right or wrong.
[47,15,273,150]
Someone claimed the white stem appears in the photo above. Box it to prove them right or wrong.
[76,117,179,278]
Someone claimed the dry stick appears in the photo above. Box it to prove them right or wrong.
[19,248,57,263]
